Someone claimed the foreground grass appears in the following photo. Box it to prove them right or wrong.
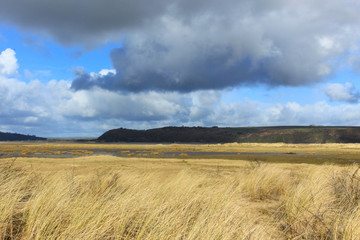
[1,154,360,239]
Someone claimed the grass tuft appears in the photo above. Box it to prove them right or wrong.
[1,143,360,239]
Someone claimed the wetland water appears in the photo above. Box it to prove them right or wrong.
[0,149,323,158]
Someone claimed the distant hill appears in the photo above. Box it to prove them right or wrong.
[97,126,360,143]
[0,131,46,141]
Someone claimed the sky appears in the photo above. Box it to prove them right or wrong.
[1,0,360,138]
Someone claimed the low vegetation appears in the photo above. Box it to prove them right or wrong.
[1,142,360,239]
[0,131,46,141]
[98,126,360,143]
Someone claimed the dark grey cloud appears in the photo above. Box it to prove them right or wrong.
[2,0,360,91]
[70,0,360,92]
[0,0,171,46]
[72,47,269,92]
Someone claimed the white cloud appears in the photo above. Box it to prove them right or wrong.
[201,100,360,127]
[60,88,188,121]
[324,82,360,103]
[98,69,116,76]
[0,48,18,76]
[3,49,360,137]
[4,69,360,137]
[4,73,360,137]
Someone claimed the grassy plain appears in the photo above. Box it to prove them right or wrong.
[1,142,360,239]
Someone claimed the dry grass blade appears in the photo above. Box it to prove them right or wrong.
[0,143,360,239]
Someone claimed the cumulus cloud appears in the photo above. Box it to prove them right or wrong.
[200,100,360,127]
[4,70,360,137]
[1,1,360,92]
[3,48,360,137]
[0,73,190,136]
[0,50,190,136]
[0,48,18,76]
[187,91,221,123]
[61,88,189,121]
[69,0,360,92]
[324,82,360,103]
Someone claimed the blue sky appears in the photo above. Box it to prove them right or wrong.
[0,24,117,81]
[1,0,360,138]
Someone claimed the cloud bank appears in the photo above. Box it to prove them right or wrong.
[2,48,360,137]
[2,0,360,92]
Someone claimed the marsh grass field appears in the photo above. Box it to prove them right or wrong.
[1,142,360,239]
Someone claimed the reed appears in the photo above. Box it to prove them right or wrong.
[1,153,360,239]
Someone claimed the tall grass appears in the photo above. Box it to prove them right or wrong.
[1,157,360,239]
[275,165,360,239]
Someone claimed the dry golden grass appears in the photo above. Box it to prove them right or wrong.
[3,141,360,154]
[1,143,360,239]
